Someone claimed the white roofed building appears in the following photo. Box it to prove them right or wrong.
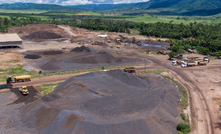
[0,33,22,47]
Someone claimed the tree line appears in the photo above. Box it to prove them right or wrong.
[1,16,221,56]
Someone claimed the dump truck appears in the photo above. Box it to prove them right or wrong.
[198,61,207,66]
[157,51,167,55]
[203,57,210,63]
[19,86,29,95]
[181,61,197,67]
[107,40,112,43]
[14,75,31,83]
[124,67,136,73]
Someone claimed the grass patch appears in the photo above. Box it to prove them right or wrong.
[141,70,164,74]
[0,65,35,82]
[35,82,62,95]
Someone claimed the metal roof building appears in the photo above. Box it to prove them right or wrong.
[0,33,22,47]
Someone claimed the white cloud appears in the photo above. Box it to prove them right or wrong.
[61,0,93,5]
[113,0,148,4]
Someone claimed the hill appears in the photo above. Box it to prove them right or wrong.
[0,3,77,11]
[140,0,221,15]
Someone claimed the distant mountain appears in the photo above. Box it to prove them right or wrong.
[69,3,134,11]
[1,1,221,16]
[134,0,221,15]
[145,0,221,11]
[0,3,77,11]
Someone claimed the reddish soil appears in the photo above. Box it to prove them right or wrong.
[8,24,65,38]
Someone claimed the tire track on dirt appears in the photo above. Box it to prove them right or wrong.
[138,55,214,134]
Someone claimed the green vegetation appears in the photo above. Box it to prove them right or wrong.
[180,114,186,121]
[177,123,191,134]
[35,82,62,95]
[0,65,34,82]
[141,70,165,74]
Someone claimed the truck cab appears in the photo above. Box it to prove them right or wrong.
[172,60,177,66]
[181,61,187,68]
[19,86,29,95]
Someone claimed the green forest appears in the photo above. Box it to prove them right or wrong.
[1,16,221,56]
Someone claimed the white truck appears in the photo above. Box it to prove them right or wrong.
[181,61,198,68]
[172,60,178,66]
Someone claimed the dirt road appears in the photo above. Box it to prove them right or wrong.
[58,25,77,37]
[139,55,214,134]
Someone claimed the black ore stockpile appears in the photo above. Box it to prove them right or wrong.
[24,54,41,59]
[71,46,91,52]
[21,70,181,134]
[26,31,62,39]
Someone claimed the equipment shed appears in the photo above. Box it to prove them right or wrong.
[0,33,22,47]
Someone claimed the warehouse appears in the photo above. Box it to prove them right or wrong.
[0,33,22,47]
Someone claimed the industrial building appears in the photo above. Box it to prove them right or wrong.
[0,33,22,47]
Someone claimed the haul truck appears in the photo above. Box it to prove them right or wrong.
[124,67,136,73]
[0,76,13,89]
[14,75,31,83]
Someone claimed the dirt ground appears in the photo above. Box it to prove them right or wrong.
[1,24,221,134]
[143,54,221,134]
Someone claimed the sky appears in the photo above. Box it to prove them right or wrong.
[0,0,149,5]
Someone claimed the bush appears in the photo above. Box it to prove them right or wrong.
[216,51,221,59]
[198,47,209,55]
[180,114,186,121]
[168,51,177,59]
[177,123,191,134]
[101,66,105,70]
[39,70,42,74]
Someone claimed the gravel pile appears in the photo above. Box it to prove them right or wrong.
[72,51,121,64]
[24,54,41,59]
[26,31,62,39]
[21,70,181,134]
[42,50,63,55]
[71,46,91,53]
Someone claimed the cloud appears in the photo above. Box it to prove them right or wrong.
[61,0,93,5]
[0,0,149,5]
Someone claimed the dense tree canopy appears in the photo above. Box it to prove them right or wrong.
[1,16,221,54]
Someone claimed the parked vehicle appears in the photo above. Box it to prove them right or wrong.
[198,61,207,66]
[14,75,31,83]
[0,84,13,89]
[203,57,210,63]
[172,60,178,66]
[181,61,198,67]
[124,67,136,73]
[157,51,167,55]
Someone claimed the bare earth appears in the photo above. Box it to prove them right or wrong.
[0,24,221,134]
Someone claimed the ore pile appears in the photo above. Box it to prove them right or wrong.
[72,51,121,64]
[71,46,91,52]
[24,54,41,59]
[21,70,181,134]
[42,50,63,55]
[25,31,62,39]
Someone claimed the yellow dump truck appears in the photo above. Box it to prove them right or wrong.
[14,75,31,83]
[157,51,167,55]
[19,86,29,95]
